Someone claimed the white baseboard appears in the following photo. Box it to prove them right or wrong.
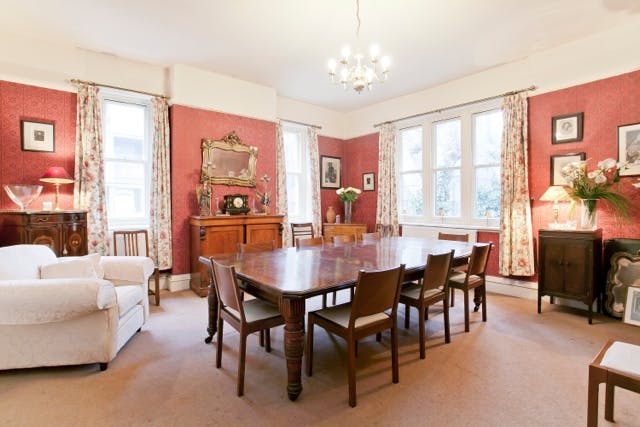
[167,273,191,292]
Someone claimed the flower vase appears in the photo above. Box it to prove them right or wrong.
[326,206,336,223]
[344,201,352,224]
[580,199,598,230]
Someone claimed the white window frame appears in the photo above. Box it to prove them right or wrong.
[397,99,502,229]
[282,123,312,223]
[100,88,153,230]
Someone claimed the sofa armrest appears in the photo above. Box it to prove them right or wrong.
[0,278,116,325]
[101,256,154,285]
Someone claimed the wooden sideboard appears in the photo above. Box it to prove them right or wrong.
[0,210,88,257]
[322,223,367,240]
[190,214,284,296]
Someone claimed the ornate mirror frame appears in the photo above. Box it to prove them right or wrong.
[200,131,258,187]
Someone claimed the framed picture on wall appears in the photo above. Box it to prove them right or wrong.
[320,155,341,189]
[552,112,583,144]
[21,120,55,152]
[550,152,586,185]
[618,122,640,176]
[362,172,375,191]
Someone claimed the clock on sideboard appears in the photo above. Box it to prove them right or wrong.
[223,194,250,215]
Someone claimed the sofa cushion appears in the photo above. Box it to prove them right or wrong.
[115,285,144,318]
[0,245,57,280]
[40,258,97,279]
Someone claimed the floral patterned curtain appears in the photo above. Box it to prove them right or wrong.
[307,126,322,237]
[73,84,109,255]
[150,97,172,269]
[275,123,292,247]
[375,123,400,236]
[499,93,535,276]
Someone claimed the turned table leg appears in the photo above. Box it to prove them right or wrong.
[280,297,306,401]
[205,283,218,344]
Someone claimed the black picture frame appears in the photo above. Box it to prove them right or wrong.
[362,172,375,191]
[617,122,640,176]
[21,119,55,152]
[552,112,583,144]
[550,152,586,185]
[320,155,341,189]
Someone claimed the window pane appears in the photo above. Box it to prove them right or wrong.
[434,169,460,217]
[286,173,301,217]
[284,131,302,173]
[474,110,502,165]
[400,173,423,216]
[434,119,461,168]
[104,101,146,160]
[474,166,501,218]
[106,185,145,218]
[105,162,145,183]
[400,127,422,171]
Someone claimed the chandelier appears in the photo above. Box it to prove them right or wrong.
[327,0,390,93]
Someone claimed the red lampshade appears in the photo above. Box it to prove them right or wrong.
[40,167,74,184]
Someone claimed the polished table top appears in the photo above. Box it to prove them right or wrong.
[212,236,474,298]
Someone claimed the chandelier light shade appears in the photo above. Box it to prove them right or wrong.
[328,0,391,93]
[40,166,74,211]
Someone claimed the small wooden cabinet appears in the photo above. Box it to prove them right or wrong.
[190,214,284,296]
[538,229,602,324]
[322,223,367,240]
[0,210,88,257]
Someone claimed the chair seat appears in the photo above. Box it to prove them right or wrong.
[225,299,282,324]
[400,284,443,301]
[600,341,640,377]
[449,272,483,287]
[313,303,390,329]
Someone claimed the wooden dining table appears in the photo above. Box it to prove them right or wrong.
[201,236,475,401]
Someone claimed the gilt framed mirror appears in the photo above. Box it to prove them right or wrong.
[200,131,258,187]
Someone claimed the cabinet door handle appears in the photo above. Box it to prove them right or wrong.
[200,227,206,240]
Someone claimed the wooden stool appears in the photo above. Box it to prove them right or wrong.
[588,339,640,426]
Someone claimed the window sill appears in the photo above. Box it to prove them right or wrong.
[400,222,500,233]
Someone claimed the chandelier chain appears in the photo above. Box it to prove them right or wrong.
[355,0,361,37]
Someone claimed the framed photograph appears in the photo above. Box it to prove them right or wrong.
[21,120,55,152]
[623,286,640,327]
[552,112,583,144]
[320,155,341,189]
[550,152,586,185]
[362,172,375,191]
[618,122,640,176]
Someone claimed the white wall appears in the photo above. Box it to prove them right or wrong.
[276,96,344,139]
[341,18,640,139]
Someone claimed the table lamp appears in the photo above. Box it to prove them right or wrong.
[40,167,74,210]
[539,185,572,228]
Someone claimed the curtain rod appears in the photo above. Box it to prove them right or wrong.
[373,85,537,128]
[70,79,170,100]
[278,118,322,130]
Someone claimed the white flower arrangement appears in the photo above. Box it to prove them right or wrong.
[336,187,361,202]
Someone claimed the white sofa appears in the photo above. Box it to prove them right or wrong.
[0,244,154,371]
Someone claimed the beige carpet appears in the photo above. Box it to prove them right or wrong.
[1,290,639,427]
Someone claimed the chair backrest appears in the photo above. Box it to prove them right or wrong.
[113,230,149,257]
[467,243,493,277]
[332,234,357,246]
[238,240,276,253]
[361,232,381,242]
[350,264,405,328]
[295,236,325,248]
[422,250,454,293]
[291,223,314,245]
[210,258,244,320]
[438,232,469,242]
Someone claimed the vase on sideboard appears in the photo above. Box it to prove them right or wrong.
[580,199,597,230]
[344,201,352,224]
[326,206,336,223]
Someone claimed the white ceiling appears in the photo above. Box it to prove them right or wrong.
[1,0,639,112]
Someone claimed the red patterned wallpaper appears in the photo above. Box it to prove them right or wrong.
[344,133,379,232]
[0,81,77,210]
[170,105,277,275]
[318,135,345,223]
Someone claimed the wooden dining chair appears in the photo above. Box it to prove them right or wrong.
[361,232,381,243]
[437,231,470,307]
[291,222,314,246]
[113,229,160,306]
[238,240,276,253]
[400,250,454,359]
[295,236,325,248]
[448,243,492,332]
[209,258,285,396]
[306,264,406,407]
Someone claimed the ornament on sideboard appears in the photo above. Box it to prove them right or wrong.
[326,206,336,223]
[254,174,271,214]
[196,182,212,216]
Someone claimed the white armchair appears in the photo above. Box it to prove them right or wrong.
[0,244,154,371]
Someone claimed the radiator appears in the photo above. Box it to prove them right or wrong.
[401,225,477,243]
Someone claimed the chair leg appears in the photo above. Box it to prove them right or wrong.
[216,317,224,368]
[404,304,410,329]
[376,332,382,342]
[424,306,429,320]
[450,288,455,307]
[391,325,399,384]
[605,383,615,421]
[463,289,470,332]
[348,338,357,407]
[587,369,600,427]
[265,328,271,353]
[259,330,264,347]
[237,333,247,396]
[443,294,451,344]
[418,304,426,359]
[322,294,327,308]
[481,285,487,322]
[154,267,160,306]
[333,291,337,305]
[306,317,314,376]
